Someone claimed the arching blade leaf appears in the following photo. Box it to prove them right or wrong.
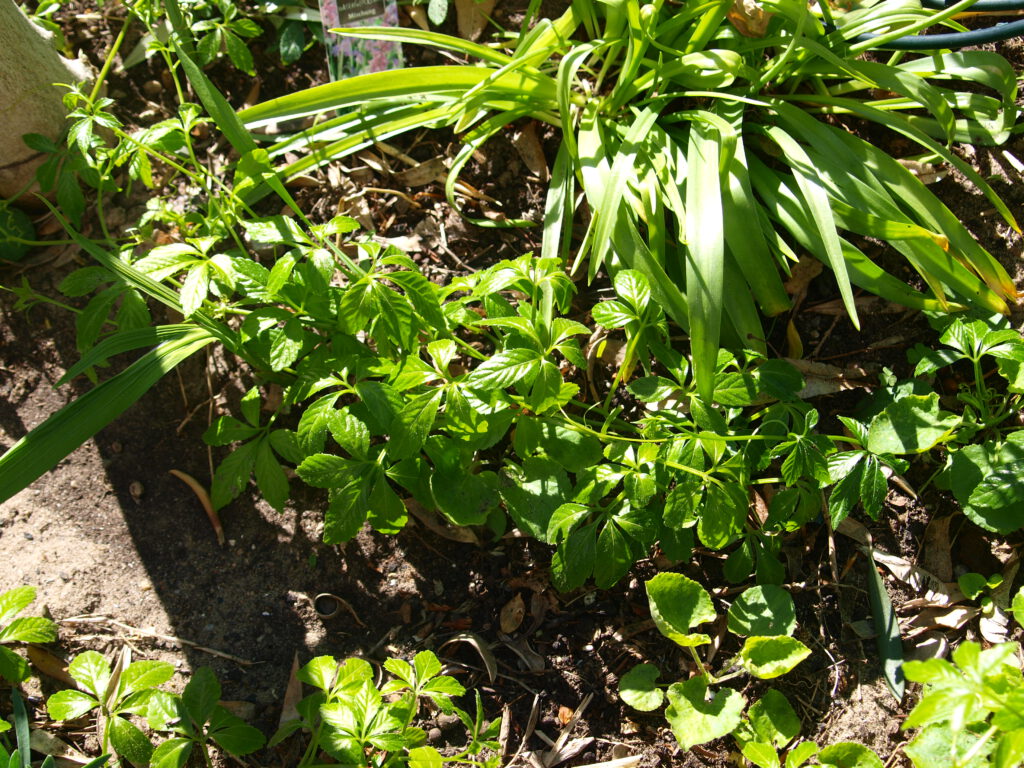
[0,330,217,504]
[685,117,725,402]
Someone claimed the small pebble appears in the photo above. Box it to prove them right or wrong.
[428,728,442,743]
[23,532,33,541]
[129,481,144,501]
[142,80,162,97]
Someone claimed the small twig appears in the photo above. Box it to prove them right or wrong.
[59,616,256,666]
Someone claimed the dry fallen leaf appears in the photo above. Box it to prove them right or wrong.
[920,515,954,582]
[439,632,498,682]
[279,652,302,728]
[455,0,495,40]
[783,256,823,300]
[870,549,962,606]
[394,157,447,188]
[903,605,979,636]
[512,123,550,181]
[785,358,875,399]
[500,593,526,634]
[727,0,773,36]
[557,705,574,726]
[27,646,77,688]
[30,730,90,764]
[169,469,224,546]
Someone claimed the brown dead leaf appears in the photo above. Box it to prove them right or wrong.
[921,515,954,582]
[169,469,223,546]
[557,706,574,726]
[513,123,550,181]
[220,701,256,720]
[785,358,875,399]
[407,3,430,29]
[394,157,447,188]
[806,296,908,316]
[279,652,302,728]
[404,498,481,544]
[904,605,979,636]
[783,256,823,299]
[500,593,526,634]
[456,0,495,40]
[30,731,90,764]
[727,0,772,36]
[27,646,77,688]
[440,632,498,682]
[870,549,962,606]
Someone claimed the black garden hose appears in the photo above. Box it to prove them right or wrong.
[838,0,1024,49]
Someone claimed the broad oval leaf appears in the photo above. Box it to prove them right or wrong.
[727,585,797,637]
[739,636,811,679]
[665,676,745,751]
[618,663,664,712]
[646,573,716,647]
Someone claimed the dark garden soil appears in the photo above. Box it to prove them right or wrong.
[2,3,1024,767]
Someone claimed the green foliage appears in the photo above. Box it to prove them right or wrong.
[240,0,1019,395]
[269,650,500,768]
[902,642,1024,768]
[46,651,263,767]
[0,586,57,684]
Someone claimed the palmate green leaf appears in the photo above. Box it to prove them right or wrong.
[551,525,597,591]
[866,394,958,455]
[500,458,571,541]
[149,738,192,768]
[0,328,215,505]
[964,463,1024,534]
[387,389,443,460]
[46,690,98,721]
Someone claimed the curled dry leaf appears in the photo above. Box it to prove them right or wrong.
[783,256,823,300]
[279,652,302,728]
[169,469,224,546]
[785,359,875,399]
[557,706,574,726]
[727,0,773,36]
[500,593,526,634]
[404,498,481,544]
[869,549,962,606]
[980,556,1020,644]
[30,730,90,764]
[313,593,366,627]
[903,605,979,637]
[439,631,498,682]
